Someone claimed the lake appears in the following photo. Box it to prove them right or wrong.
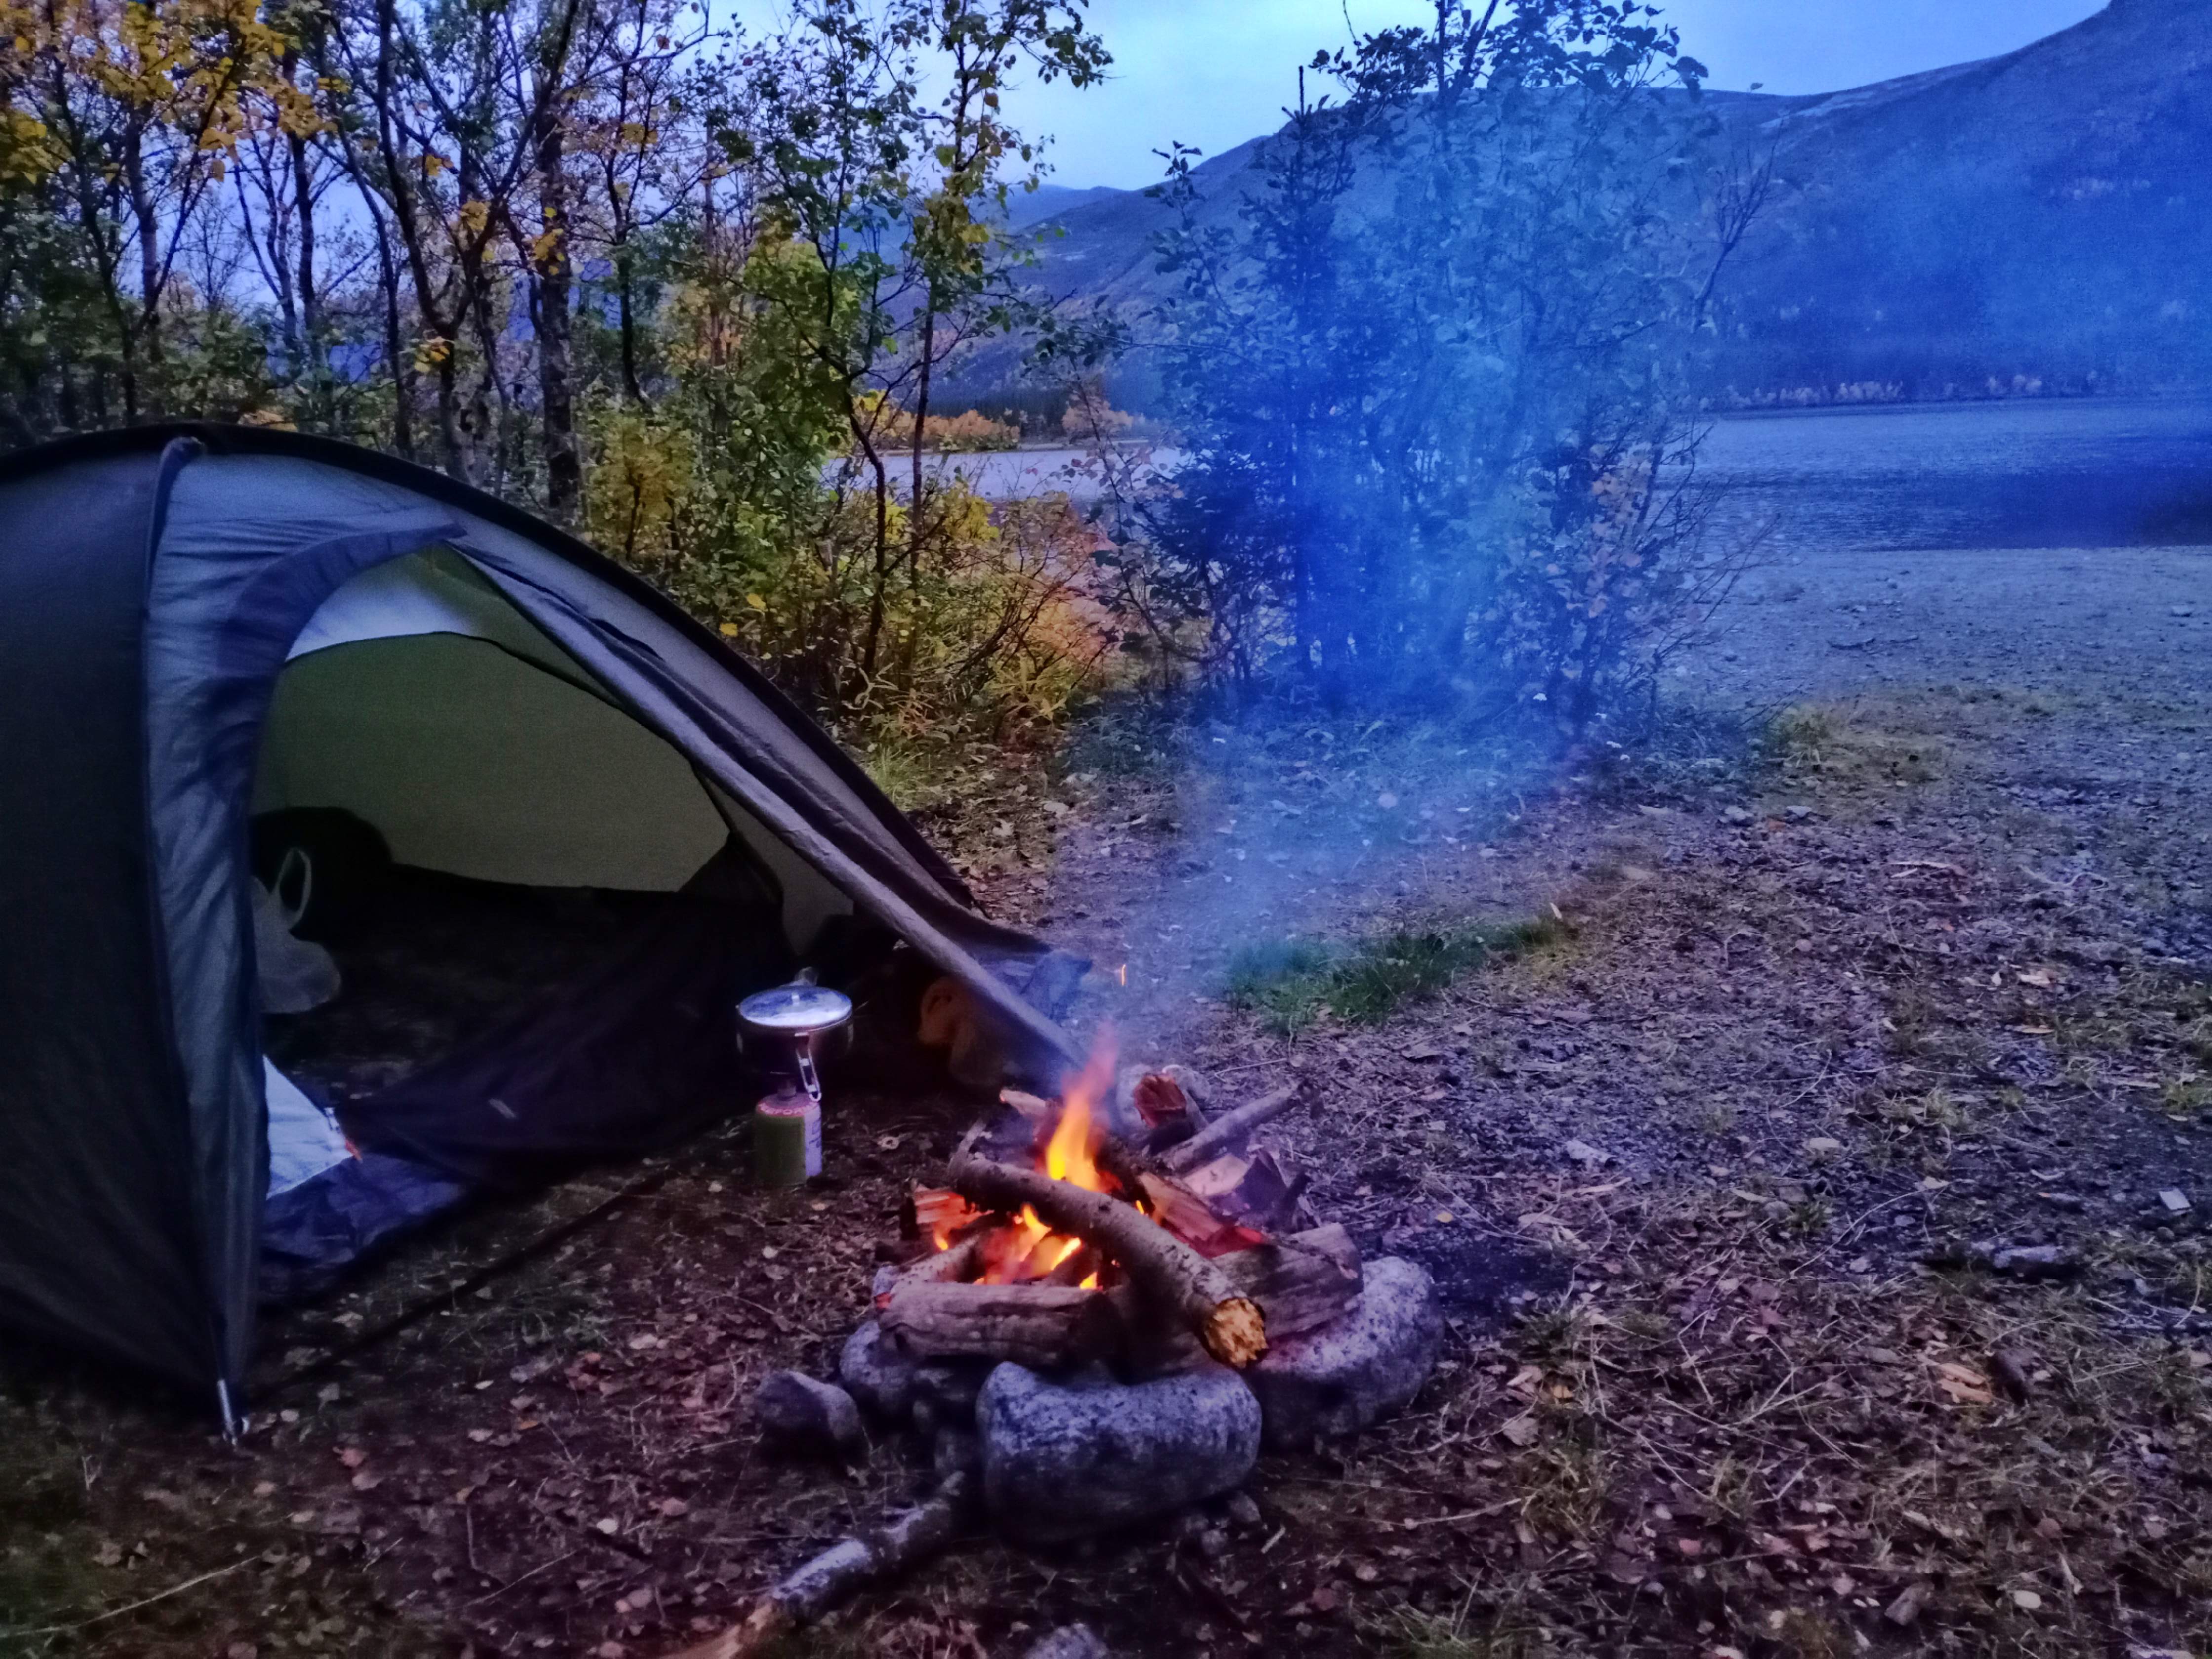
[1694,395,2212,554]
[936,396,2212,553]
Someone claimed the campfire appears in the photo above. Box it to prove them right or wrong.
[672,1037,1445,1659]
[876,1036,1360,1376]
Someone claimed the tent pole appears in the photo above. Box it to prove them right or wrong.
[216,1379,242,1443]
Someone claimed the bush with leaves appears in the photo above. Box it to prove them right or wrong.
[1124,0,1759,732]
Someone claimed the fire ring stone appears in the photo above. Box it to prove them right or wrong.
[1246,1256,1443,1447]
[977,1359,1261,1540]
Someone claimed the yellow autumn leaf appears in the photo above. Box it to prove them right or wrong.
[745,592,767,611]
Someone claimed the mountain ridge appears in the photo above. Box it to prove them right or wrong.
[1010,1,2212,403]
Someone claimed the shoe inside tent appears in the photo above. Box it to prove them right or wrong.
[0,427,1083,1422]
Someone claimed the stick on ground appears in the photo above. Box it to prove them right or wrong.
[662,1473,973,1659]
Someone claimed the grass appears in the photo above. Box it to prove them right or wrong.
[1223,916,1566,1036]
[1765,699,1946,790]
[1378,1600,1545,1659]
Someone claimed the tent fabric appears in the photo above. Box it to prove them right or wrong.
[0,449,218,1390]
[336,894,788,1186]
[264,1062,350,1197]
[0,424,1087,1414]
[256,632,734,892]
[259,1153,473,1304]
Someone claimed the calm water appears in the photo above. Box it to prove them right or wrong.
[940,396,2212,553]
[1695,395,2212,554]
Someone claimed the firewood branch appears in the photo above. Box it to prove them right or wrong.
[1160,1084,1303,1174]
[948,1154,1268,1367]
[662,1473,973,1659]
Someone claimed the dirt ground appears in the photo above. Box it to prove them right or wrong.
[4,541,2210,1659]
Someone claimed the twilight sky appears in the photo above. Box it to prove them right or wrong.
[1006,0,2110,189]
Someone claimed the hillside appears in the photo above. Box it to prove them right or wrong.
[1014,0,2212,404]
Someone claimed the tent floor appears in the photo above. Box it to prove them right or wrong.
[263,868,684,1105]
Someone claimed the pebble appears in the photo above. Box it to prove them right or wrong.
[1025,1625,1111,1659]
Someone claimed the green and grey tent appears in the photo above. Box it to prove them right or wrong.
[0,424,1081,1423]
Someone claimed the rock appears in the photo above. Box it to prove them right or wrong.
[1990,1243,2080,1280]
[1722,806,1755,825]
[915,1361,988,1415]
[1247,1257,1443,1448]
[1025,1625,1111,1659]
[1563,1139,1610,1168]
[753,1370,865,1460]
[1804,1136,1842,1157]
[1885,1581,1931,1626]
[2159,1188,2192,1214]
[840,1320,919,1420]
[977,1360,1261,1541]
[1224,1491,1263,1531]
[932,1425,982,1483]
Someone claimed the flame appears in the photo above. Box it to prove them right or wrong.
[962,1027,1119,1285]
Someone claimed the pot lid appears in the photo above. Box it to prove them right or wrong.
[738,983,854,1034]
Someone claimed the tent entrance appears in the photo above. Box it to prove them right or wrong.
[246,550,831,1295]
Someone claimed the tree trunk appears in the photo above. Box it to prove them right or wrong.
[908,297,936,577]
[532,99,580,519]
[614,242,643,402]
[118,122,162,413]
[289,111,323,397]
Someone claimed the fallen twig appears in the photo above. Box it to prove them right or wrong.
[18,1557,253,1636]
[663,1473,973,1659]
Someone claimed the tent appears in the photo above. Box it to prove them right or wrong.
[0,424,1084,1425]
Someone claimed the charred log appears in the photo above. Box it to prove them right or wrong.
[949,1155,1268,1367]
[881,1281,1124,1369]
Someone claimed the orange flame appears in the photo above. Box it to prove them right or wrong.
[966,1027,1118,1285]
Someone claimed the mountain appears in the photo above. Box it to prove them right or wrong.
[1001,183,1124,232]
[1008,0,2212,404]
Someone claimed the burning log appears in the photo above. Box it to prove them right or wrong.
[874,1229,991,1303]
[949,1154,1268,1368]
[905,1185,988,1244]
[1135,1171,1271,1258]
[1214,1225,1361,1341]
[1181,1146,1310,1233]
[665,1472,973,1659]
[881,1281,1124,1369]
[1041,1242,1103,1287]
[1161,1084,1303,1175]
